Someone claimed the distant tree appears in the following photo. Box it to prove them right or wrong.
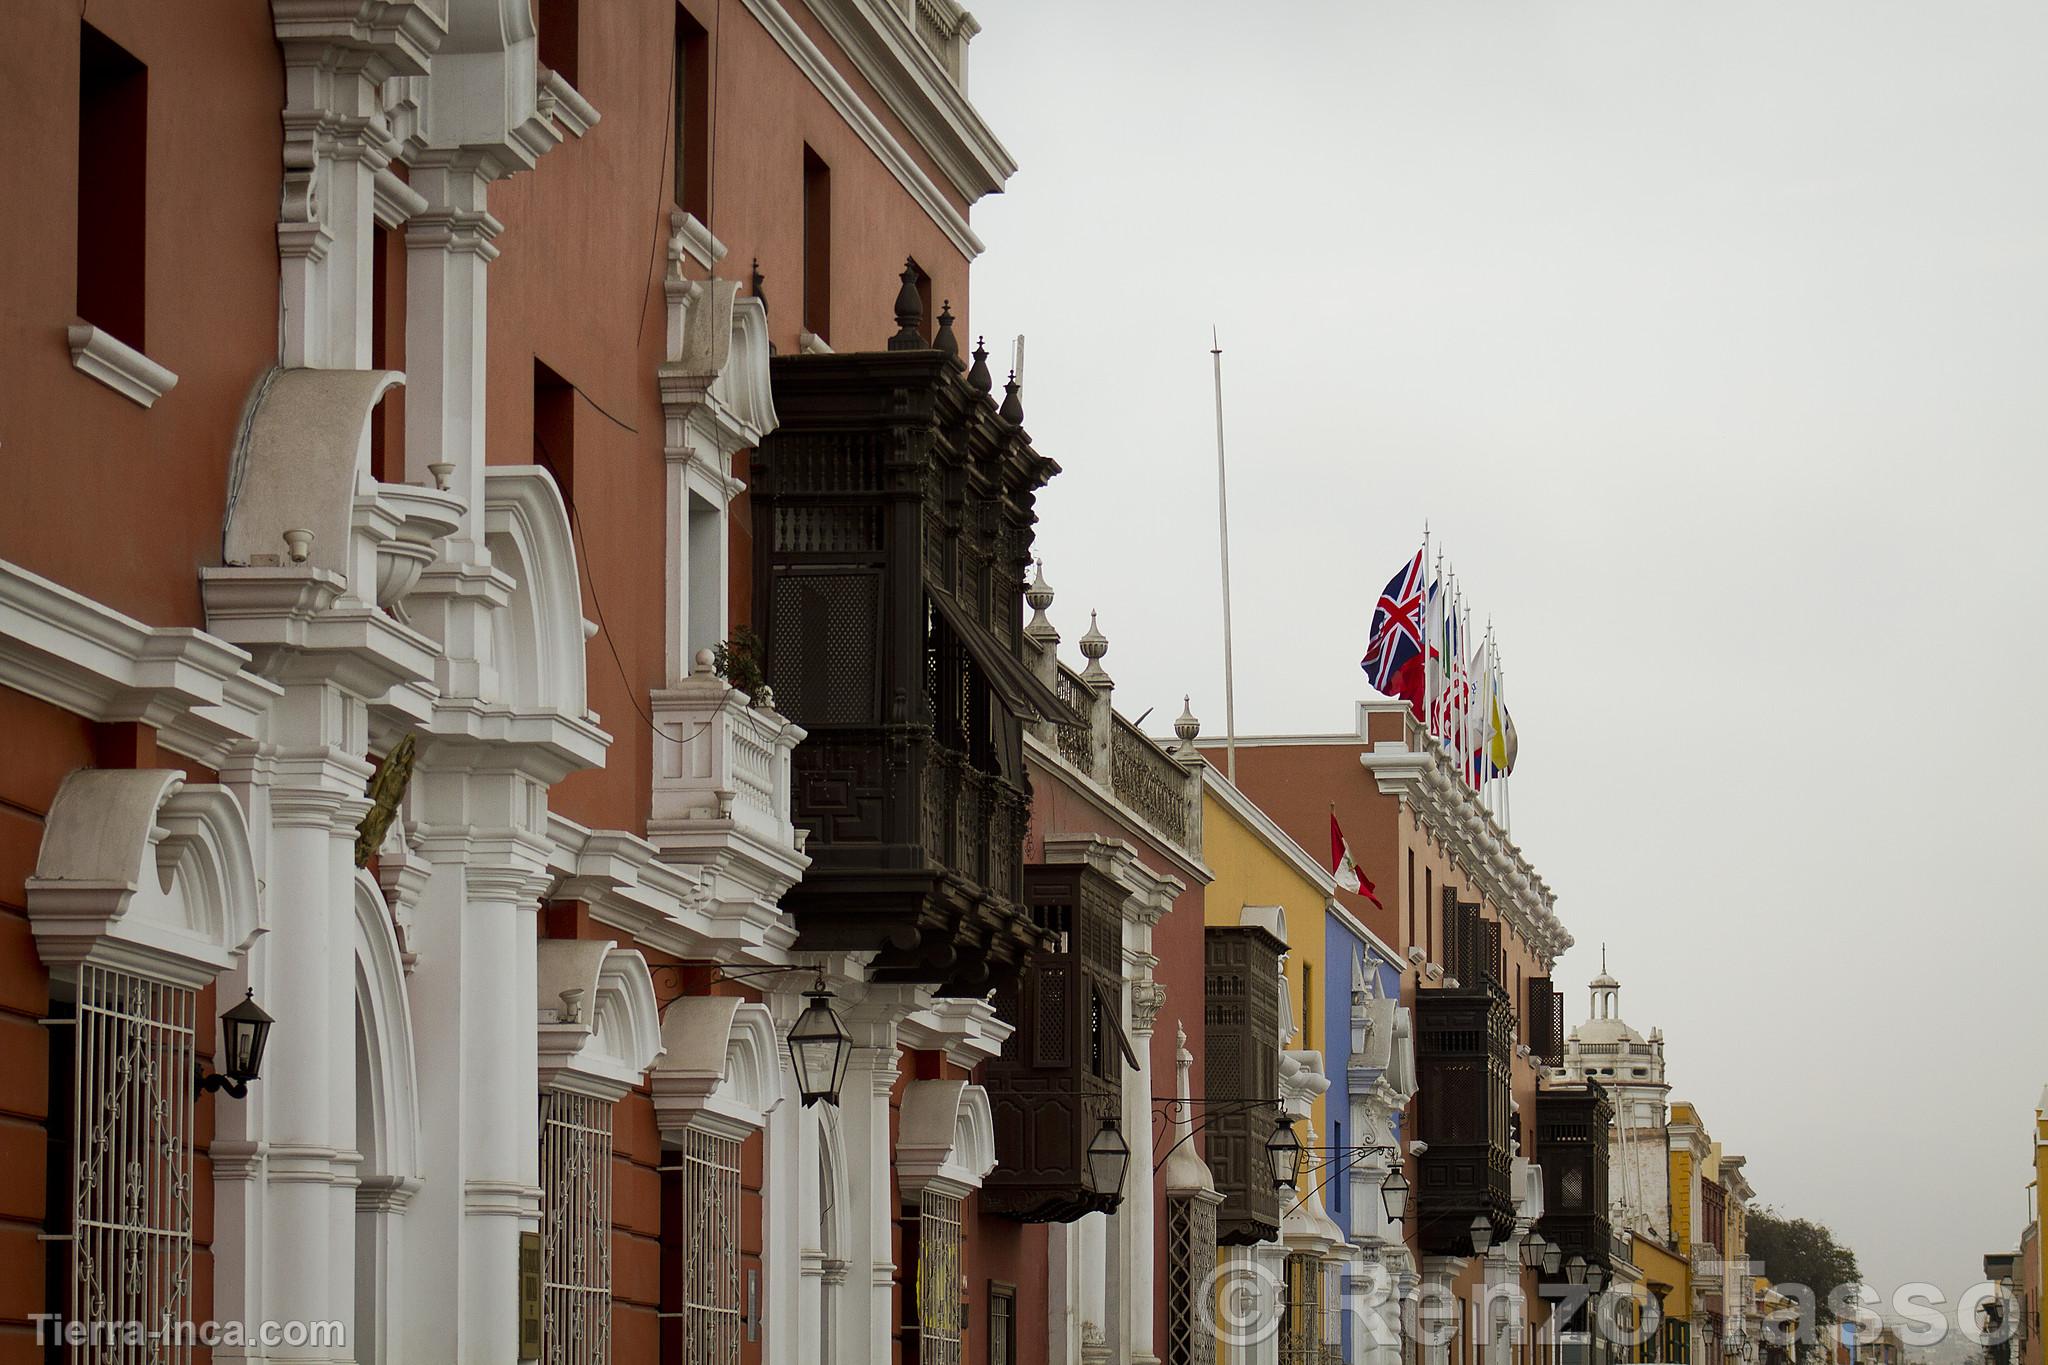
[1748,1206,1862,1318]
[1744,1203,1859,1365]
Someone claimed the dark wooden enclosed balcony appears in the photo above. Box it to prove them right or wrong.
[982,861,1136,1222]
[1414,892,1517,1256]
[1535,1079,1614,1272]
[751,278,1065,995]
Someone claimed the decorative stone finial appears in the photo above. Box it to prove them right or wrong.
[935,301,960,363]
[967,336,993,393]
[1025,559,1057,640]
[888,258,925,349]
[1174,696,1200,744]
[1079,610,1110,686]
[999,370,1024,424]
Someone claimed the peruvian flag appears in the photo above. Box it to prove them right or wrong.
[1331,813,1382,909]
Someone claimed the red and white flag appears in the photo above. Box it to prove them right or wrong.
[1331,814,1382,908]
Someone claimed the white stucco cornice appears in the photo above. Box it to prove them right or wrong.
[1358,724,1571,967]
[799,0,1018,202]
[735,0,986,259]
[0,559,273,756]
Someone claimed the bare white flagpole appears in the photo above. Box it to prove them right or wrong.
[1211,327,1238,783]
[1421,521,1433,738]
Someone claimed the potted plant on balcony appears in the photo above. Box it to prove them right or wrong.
[712,626,769,706]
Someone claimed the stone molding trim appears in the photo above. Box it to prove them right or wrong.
[0,559,273,760]
[67,324,179,408]
[736,0,986,259]
[802,0,1017,200]
[26,768,262,989]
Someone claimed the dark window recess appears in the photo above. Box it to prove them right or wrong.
[982,860,1131,1223]
[1535,1080,1613,1277]
[904,256,934,343]
[371,224,405,482]
[989,1284,1015,1365]
[751,309,1064,994]
[1526,976,1560,1060]
[533,360,576,509]
[77,23,147,350]
[1413,891,1513,1257]
[43,1000,75,1365]
[537,0,579,88]
[1205,922,1285,1246]
[802,146,832,341]
[674,8,710,220]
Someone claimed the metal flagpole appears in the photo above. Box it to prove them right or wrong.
[1422,522,1433,738]
[1211,328,1238,784]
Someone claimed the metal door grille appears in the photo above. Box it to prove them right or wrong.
[680,1128,741,1364]
[1279,1253,1322,1365]
[540,1090,613,1365]
[1164,1195,1217,1365]
[917,1193,963,1365]
[69,963,196,1364]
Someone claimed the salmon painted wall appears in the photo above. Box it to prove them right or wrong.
[478,0,977,838]
[0,0,282,627]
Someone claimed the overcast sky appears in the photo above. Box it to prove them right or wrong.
[963,0,2048,1312]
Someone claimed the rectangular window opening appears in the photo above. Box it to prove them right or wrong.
[371,224,405,483]
[77,22,148,351]
[538,0,580,88]
[989,1282,1015,1365]
[534,359,577,512]
[674,8,710,221]
[802,145,832,341]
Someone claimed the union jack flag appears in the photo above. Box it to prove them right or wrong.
[1361,549,1429,719]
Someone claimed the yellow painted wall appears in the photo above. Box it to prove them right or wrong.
[1201,785,1331,1143]
[1632,1235,1691,1328]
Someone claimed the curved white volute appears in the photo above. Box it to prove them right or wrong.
[26,768,260,989]
[535,939,664,1101]
[652,995,786,1140]
[896,1078,998,1203]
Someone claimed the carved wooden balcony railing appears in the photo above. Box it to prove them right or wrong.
[983,861,1135,1222]
[1206,923,1286,1246]
[751,323,1063,994]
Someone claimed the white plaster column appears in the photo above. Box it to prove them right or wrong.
[1079,1211,1110,1362]
[403,157,508,701]
[400,764,551,1364]
[1122,975,1165,1365]
[210,751,277,1365]
[762,1007,805,1365]
[1422,1256,1469,1365]
[257,686,376,1364]
[840,997,909,1365]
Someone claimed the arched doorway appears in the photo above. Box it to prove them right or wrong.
[352,871,421,1364]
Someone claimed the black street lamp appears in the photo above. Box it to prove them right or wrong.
[197,989,273,1099]
[1380,1164,1410,1222]
[1542,1242,1564,1276]
[1470,1214,1495,1256]
[1520,1233,1547,1270]
[1588,1264,1608,1294]
[787,979,852,1107]
[1086,1117,1131,1197]
[1566,1255,1588,1286]
[1266,1116,1303,1190]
